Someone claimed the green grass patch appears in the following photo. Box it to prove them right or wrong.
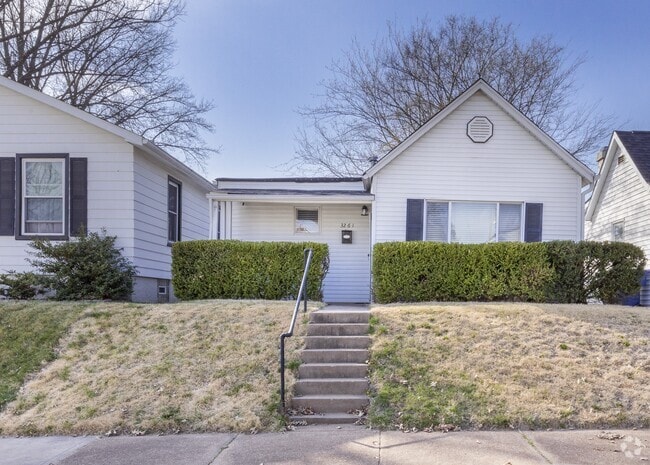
[0,301,85,410]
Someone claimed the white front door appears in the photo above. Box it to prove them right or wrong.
[320,204,371,303]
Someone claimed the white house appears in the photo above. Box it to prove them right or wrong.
[585,130,650,305]
[210,80,595,303]
[0,77,213,302]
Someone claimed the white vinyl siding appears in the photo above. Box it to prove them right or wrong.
[586,147,650,259]
[0,84,210,286]
[220,202,371,303]
[372,91,583,244]
[0,84,136,273]
[133,148,210,280]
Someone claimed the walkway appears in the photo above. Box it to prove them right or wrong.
[1,426,648,464]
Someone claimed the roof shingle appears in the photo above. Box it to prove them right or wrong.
[616,131,650,183]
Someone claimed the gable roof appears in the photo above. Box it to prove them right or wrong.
[0,76,214,191]
[586,130,650,221]
[615,131,650,183]
[362,79,594,184]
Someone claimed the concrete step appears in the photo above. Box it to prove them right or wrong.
[307,323,369,336]
[290,395,369,412]
[294,378,368,396]
[305,336,370,349]
[310,311,370,324]
[299,363,367,379]
[289,413,365,425]
[301,349,369,364]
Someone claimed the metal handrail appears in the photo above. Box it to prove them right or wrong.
[279,248,313,412]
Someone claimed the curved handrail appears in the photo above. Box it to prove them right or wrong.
[279,248,313,412]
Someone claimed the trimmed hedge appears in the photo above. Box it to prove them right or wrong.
[373,242,553,303]
[172,240,329,300]
[373,241,646,304]
[545,241,645,304]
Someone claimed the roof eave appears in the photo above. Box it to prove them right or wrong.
[207,192,374,203]
[0,76,214,191]
[362,79,595,184]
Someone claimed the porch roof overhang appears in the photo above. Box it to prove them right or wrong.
[207,189,374,204]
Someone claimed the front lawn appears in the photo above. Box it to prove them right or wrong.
[0,300,308,435]
[0,301,86,410]
[368,303,650,430]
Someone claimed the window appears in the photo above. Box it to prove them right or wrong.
[21,157,66,236]
[612,221,625,241]
[295,208,319,234]
[425,201,522,243]
[168,177,181,244]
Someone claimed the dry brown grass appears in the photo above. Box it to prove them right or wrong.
[0,300,312,436]
[369,303,650,430]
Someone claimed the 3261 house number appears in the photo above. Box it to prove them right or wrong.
[340,222,355,228]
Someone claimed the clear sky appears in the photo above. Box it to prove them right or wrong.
[172,0,650,180]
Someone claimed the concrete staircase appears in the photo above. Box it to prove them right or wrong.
[289,306,370,425]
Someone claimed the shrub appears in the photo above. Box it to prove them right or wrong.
[546,241,645,304]
[172,240,329,300]
[373,240,646,304]
[372,241,553,303]
[0,271,46,300]
[28,230,137,300]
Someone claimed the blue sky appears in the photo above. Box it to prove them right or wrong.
[172,0,650,180]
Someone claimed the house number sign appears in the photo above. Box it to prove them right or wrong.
[340,222,355,228]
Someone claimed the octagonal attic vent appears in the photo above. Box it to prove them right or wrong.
[467,116,493,143]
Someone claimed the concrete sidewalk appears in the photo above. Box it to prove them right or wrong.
[1,426,648,465]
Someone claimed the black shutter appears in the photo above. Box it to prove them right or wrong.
[524,203,543,242]
[70,158,87,236]
[406,198,424,241]
[0,158,15,236]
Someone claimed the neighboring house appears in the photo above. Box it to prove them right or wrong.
[0,77,213,302]
[585,130,650,305]
[210,80,595,303]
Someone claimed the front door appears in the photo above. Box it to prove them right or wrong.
[320,204,371,303]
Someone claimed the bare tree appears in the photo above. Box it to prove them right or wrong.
[0,0,215,168]
[293,16,612,176]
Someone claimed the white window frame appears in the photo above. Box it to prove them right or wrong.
[21,157,66,237]
[168,178,181,244]
[612,221,625,241]
[294,207,320,234]
[424,200,523,243]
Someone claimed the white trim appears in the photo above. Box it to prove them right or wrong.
[362,80,594,184]
[22,158,66,236]
[424,199,524,243]
[0,76,213,192]
[294,206,321,235]
[586,131,650,221]
[207,193,374,203]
